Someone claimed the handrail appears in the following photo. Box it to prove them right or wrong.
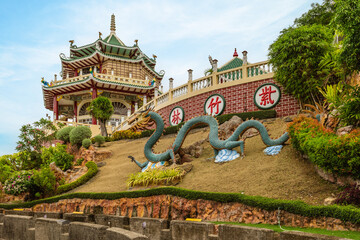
[50,73,149,87]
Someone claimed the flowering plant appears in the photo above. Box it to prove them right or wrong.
[3,171,32,196]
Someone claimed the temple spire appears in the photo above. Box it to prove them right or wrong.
[110,14,116,33]
[233,48,238,57]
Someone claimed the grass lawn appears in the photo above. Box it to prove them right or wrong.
[212,221,360,239]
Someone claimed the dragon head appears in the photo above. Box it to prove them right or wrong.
[129,107,155,132]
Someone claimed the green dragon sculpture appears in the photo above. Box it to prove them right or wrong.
[130,111,289,169]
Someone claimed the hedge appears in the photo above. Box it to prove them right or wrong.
[56,161,98,194]
[0,186,360,225]
[113,110,276,140]
[288,115,360,179]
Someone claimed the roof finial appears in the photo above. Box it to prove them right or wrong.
[110,14,116,33]
[233,48,238,57]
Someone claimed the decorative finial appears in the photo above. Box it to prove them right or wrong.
[99,32,102,39]
[110,14,116,33]
[153,54,157,60]
[233,48,238,57]
[134,39,138,46]
[69,40,74,47]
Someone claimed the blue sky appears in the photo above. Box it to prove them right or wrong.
[0,0,320,156]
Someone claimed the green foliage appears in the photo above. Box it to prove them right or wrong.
[69,126,92,146]
[216,110,276,124]
[75,158,85,166]
[56,161,98,194]
[335,184,360,207]
[288,115,360,179]
[2,187,360,225]
[332,0,360,72]
[3,171,32,196]
[0,155,17,183]
[87,96,114,136]
[94,135,105,146]
[16,118,57,153]
[82,139,91,149]
[268,24,334,104]
[56,126,75,143]
[30,167,56,198]
[127,168,184,188]
[320,84,360,126]
[52,149,73,171]
[294,0,335,27]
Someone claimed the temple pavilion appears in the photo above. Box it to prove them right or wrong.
[42,14,164,127]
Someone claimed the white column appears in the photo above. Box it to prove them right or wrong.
[94,66,97,73]
[155,89,159,97]
[54,74,57,81]
[143,95,147,105]
[213,60,218,72]
[80,69,83,75]
[161,86,163,92]
[108,121,111,126]
[66,72,69,79]
[169,78,174,90]
[111,69,114,75]
[242,50,248,65]
[135,102,138,111]
[188,69,193,81]
[121,116,125,123]
[129,72,132,78]
[127,109,131,117]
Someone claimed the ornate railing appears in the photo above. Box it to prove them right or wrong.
[111,60,274,133]
[50,73,149,87]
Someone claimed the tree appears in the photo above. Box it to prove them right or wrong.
[268,25,334,105]
[294,0,335,27]
[16,118,56,153]
[87,96,114,136]
[332,0,360,72]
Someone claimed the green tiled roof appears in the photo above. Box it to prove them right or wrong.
[218,57,243,72]
[108,35,123,45]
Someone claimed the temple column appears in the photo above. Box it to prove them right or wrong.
[74,101,78,123]
[135,102,138,111]
[143,95,147,105]
[127,109,131,117]
[53,95,59,121]
[92,87,97,125]
[131,101,135,114]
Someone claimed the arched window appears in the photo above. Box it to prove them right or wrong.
[79,102,91,116]
[112,102,127,115]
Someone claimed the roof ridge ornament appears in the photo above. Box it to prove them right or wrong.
[110,14,116,33]
[233,48,238,57]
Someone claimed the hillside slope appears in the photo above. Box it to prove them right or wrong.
[72,118,338,205]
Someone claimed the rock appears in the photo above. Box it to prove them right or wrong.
[241,128,259,140]
[336,125,354,136]
[218,116,243,140]
[49,162,65,181]
[324,197,336,206]
[283,116,293,122]
[96,162,106,168]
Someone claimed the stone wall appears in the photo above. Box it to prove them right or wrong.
[21,195,360,232]
[0,214,351,240]
[157,78,300,127]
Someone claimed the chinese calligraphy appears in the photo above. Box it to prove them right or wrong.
[259,86,276,106]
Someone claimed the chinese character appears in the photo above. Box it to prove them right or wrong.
[208,96,222,115]
[259,86,276,106]
[171,109,181,124]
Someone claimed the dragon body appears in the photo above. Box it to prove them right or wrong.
[131,111,289,168]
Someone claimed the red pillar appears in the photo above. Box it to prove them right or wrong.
[74,101,78,123]
[92,87,97,125]
[53,95,59,120]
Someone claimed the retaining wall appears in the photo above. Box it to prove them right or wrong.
[0,213,350,240]
[157,78,300,127]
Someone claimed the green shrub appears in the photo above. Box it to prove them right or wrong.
[75,158,85,166]
[55,126,75,143]
[94,135,105,146]
[3,171,32,196]
[82,139,91,149]
[56,161,98,194]
[30,167,56,198]
[288,115,360,179]
[111,130,142,141]
[69,126,92,146]
[52,150,73,171]
[0,155,16,183]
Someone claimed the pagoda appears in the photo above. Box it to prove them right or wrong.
[42,14,164,127]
